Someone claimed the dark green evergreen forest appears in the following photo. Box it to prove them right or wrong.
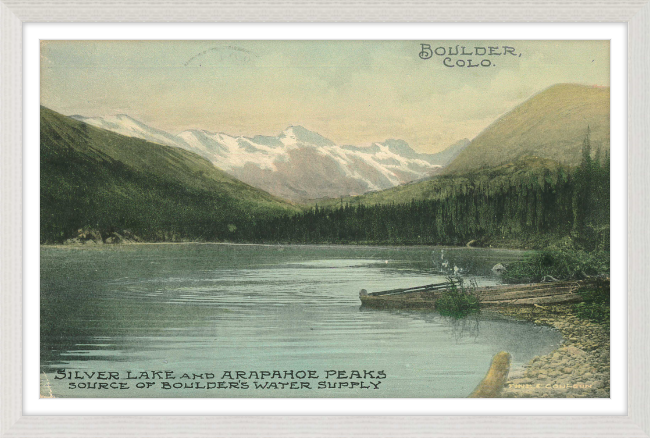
[42,104,609,250]
[236,137,609,251]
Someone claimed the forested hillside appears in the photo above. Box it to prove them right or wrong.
[41,103,609,251]
[242,137,609,250]
[41,106,298,243]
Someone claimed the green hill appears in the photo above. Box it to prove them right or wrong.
[40,106,299,243]
[443,83,610,175]
[259,155,609,250]
[258,83,610,249]
[307,156,564,208]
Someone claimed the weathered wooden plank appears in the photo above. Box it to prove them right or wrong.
[360,280,592,309]
[477,286,577,301]
[368,281,454,296]
[481,293,583,306]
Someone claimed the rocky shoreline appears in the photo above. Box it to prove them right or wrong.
[495,304,610,398]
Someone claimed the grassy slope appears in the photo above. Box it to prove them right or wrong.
[41,106,299,242]
[442,84,609,175]
[306,84,608,210]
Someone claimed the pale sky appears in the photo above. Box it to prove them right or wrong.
[41,40,609,153]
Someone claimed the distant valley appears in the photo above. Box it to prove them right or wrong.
[42,83,611,249]
[316,84,610,208]
[443,84,610,175]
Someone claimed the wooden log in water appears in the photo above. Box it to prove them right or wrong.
[481,292,583,306]
[359,292,439,309]
[366,281,455,297]
[359,280,586,309]
[468,351,511,398]
[477,285,576,301]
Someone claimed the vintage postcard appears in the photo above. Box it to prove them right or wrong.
[40,40,610,399]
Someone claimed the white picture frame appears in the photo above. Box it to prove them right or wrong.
[1,1,649,437]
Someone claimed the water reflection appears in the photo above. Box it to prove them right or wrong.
[443,314,481,342]
[40,244,559,398]
[358,306,481,342]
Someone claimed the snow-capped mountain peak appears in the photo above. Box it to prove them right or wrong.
[71,113,469,201]
[279,125,335,148]
[381,139,420,159]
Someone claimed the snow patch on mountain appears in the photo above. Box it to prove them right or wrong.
[71,114,181,148]
[71,114,469,201]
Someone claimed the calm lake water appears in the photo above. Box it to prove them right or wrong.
[40,244,563,398]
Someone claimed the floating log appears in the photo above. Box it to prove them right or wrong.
[359,280,588,309]
[360,280,457,298]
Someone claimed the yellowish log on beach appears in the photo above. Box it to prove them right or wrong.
[468,351,511,398]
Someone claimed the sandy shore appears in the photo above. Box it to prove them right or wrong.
[495,304,610,398]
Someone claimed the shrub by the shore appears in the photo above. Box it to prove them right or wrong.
[574,281,610,322]
[501,249,609,284]
[436,278,480,318]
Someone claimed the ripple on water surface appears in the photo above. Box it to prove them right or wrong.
[40,244,561,398]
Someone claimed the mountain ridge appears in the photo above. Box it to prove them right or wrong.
[43,106,298,243]
[71,114,470,201]
[442,83,610,175]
